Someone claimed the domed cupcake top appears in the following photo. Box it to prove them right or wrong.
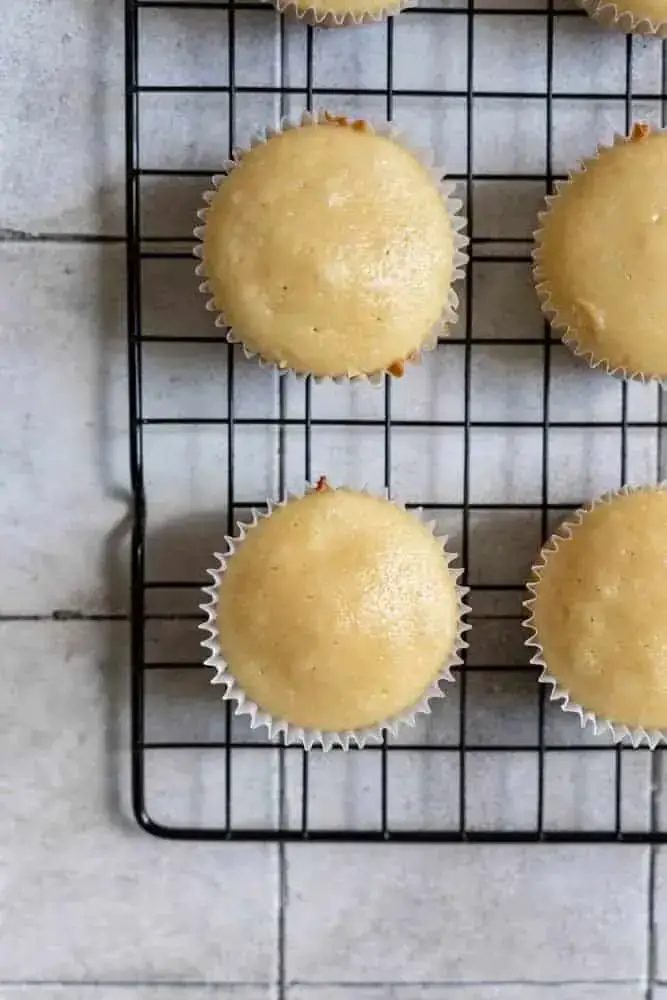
[212,484,463,734]
[535,125,667,380]
[199,116,464,379]
[526,486,667,736]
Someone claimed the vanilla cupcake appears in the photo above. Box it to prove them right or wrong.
[578,0,667,36]
[524,485,667,747]
[534,124,667,382]
[274,0,413,26]
[200,480,469,749]
[195,112,467,382]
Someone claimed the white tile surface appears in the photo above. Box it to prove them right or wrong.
[138,6,229,88]
[547,427,625,504]
[653,848,667,982]
[310,23,389,92]
[654,751,667,832]
[464,751,539,831]
[284,750,384,832]
[393,16,468,93]
[288,989,644,1000]
[383,749,460,831]
[285,845,648,983]
[553,17,627,97]
[0,0,124,234]
[1,992,274,1000]
[393,98,469,177]
[473,16,547,93]
[473,99,546,175]
[0,622,279,981]
[143,745,280,831]
[469,342,544,422]
[542,750,652,834]
[391,426,466,504]
[469,428,544,504]
[0,244,128,615]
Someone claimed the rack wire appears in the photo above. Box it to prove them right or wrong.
[126,0,667,841]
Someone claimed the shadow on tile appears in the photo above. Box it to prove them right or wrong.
[97,615,137,832]
[140,174,211,242]
[110,508,273,726]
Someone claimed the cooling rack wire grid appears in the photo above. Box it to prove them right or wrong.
[126,0,667,841]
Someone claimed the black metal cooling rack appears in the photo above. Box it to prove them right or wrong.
[126,0,667,841]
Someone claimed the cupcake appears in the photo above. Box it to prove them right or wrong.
[194,112,467,382]
[534,123,667,382]
[200,480,469,749]
[274,0,412,27]
[523,484,667,747]
[577,0,667,36]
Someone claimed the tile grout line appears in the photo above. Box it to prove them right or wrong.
[0,231,126,243]
[0,613,128,622]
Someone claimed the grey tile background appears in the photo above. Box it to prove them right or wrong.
[2,0,667,997]
[0,992,275,1000]
[285,845,649,983]
[288,990,646,1000]
[0,0,124,235]
[0,244,128,615]
[0,622,278,983]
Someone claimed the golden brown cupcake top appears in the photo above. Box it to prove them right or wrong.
[599,0,667,25]
[529,487,667,731]
[216,486,461,732]
[535,125,667,379]
[202,119,458,378]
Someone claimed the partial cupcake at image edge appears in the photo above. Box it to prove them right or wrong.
[199,478,470,750]
[577,0,667,36]
[533,123,667,383]
[194,110,467,384]
[272,0,413,28]
[523,483,667,748]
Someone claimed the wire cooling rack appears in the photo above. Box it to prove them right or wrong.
[126,0,667,841]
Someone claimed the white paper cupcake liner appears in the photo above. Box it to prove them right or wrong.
[577,0,667,36]
[274,0,415,27]
[523,482,667,749]
[533,123,667,386]
[199,485,471,750]
[193,109,468,386]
